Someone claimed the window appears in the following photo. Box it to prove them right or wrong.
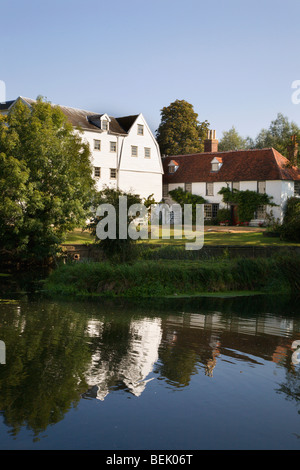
[256,205,266,219]
[110,141,117,152]
[204,204,219,220]
[232,181,240,191]
[211,163,219,172]
[94,139,101,151]
[294,181,300,196]
[137,124,144,135]
[110,168,117,179]
[169,165,175,174]
[131,146,138,157]
[185,183,192,193]
[258,181,266,194]
[144,147,151,158]
[94,167,101,178]
[206,182,214,196]
[163,184,169,198]
[102,120,108,131]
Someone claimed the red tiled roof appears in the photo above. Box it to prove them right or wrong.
[162,148,300,183]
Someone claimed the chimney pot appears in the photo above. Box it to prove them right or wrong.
[204,129,218,153]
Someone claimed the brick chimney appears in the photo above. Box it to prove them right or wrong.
[287,135,299,167]
[204,130,218,153]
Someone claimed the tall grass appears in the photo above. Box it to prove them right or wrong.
[44,254,299,298]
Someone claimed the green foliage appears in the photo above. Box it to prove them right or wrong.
[216,208,231,223]
[88,186,146,263]
[280,197,300,242]
[0,97,95,261]
[253,113,300,163]
[155,99,209,156]
[168,187,206,224]
[218,126,250,151]
[44,253,300,297]
[218,186,276,223]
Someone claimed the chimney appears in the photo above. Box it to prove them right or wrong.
[287,135,298,167]
[204,129,218,153]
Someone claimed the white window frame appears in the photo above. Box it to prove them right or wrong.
[294,181,300,196]
[94,167,101,178]
[131,145,138,157]
[256,205,266,219]
[94,139,101,151]
[137,124,144,135]
[257,181,266,194]
[101,120,108,131]
[110,168,117,179]
[110,141,117,152]
[144,147,151,158]
[204,203,219,220]
[185,183,192,193]
[206,182,214,196]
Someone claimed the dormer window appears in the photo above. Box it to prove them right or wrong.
[101,120,108,131]
[211,156,222,172]
[99,114,111,131]
[168,160,179,173]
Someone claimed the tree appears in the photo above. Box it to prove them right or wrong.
[168,187,206,224]
[253,113,300,163]
[0,97,95,262]
[88,186,145,263]
[218,126,250,151]
[156,99,209,156]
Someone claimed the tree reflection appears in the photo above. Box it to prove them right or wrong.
[0,301,91,437]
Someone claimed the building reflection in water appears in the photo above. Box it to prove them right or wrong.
[82,309,300,399]
[83,317,162,400]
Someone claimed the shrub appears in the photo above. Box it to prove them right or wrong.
[280,197,300,242]
[217,208,231,224]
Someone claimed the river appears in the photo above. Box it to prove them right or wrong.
[0,282,299,450]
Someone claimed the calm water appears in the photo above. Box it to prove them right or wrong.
[0,286,299,450]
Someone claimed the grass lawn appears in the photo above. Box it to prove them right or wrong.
[63,227,300,247]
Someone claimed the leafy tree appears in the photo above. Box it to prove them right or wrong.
[88,186,145,263]
[218,126,251,151]
[0,97,95,262]
[253,113,300,163]
[156,99,209,156]
[168,187,206,224]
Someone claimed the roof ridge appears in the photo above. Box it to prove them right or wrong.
[164,148,276,159]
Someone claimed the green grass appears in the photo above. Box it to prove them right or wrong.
[63,228,300,247]
[44,254,300,298]
[63,229,94,244]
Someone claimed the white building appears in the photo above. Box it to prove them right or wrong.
[162,131,300,225]
[0,97,163,202]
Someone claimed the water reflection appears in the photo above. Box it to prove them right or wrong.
[83,317,162,399]
[0,294,299,442]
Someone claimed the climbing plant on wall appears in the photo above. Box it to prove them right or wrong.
[218,186,277,223]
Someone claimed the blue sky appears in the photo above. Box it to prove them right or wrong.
[1,0,300,140]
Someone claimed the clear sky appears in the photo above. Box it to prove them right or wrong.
[1,0,300,140]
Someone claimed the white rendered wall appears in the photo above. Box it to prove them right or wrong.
[80,114,163,200]
[118,170,162,201]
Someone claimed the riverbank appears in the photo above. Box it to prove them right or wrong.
[43,254,300,298]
